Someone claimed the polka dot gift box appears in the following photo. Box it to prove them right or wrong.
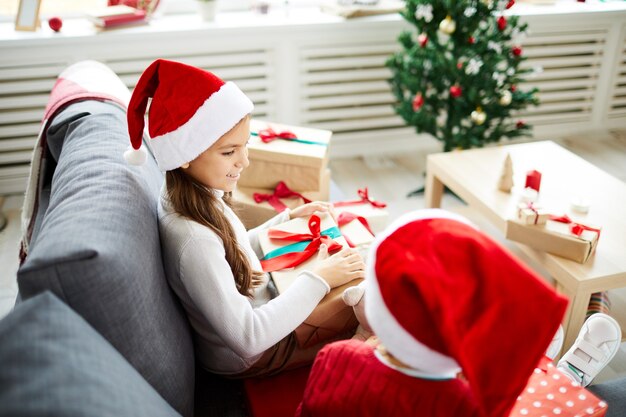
[509,356,608,417]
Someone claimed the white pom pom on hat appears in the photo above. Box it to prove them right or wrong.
[123,146,147,166]
[125,59,253,171]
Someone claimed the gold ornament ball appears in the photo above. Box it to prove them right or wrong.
[499,91,512,106]
[439,16,456,35]
[471,108,487,125]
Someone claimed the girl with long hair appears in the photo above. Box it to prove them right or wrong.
[125,59,364,377]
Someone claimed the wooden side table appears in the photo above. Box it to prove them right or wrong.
[424,141,626,352]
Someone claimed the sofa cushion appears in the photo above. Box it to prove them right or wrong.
[17,100,195,416]
[0,292,181,417]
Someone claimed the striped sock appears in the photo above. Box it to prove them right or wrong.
[586,292,611,320]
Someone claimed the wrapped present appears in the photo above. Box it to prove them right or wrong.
[233,169,331,230]
[505,214,601,263]
[337,211,375,248]
[517,202,549,226]
[333,188,389,234]
[238,119,332,191]
[509,356,607,417]
[258,212,360,348]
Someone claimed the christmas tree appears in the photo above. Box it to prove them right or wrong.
[386,0,539,152]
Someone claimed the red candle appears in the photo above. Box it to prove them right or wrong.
[525,170,542,192]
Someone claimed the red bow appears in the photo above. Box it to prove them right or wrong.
[333,188,387,209]
[337,212,375,248]
[253,181,312,213]
[260,215,343,272]
[257,127,297,144]
[549,214,601,239]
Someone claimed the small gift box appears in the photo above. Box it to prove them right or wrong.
[337,211,376,248]
[238,120,332,191]
[333,188,389,234]
[258,212,360,348]
[505,215,601,263]
[509,356,607,417]
[517,202,549,226]
[233,169,331,230]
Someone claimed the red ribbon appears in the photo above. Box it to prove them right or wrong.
[253,181,312,213]
[260,215,343,272]
[337,212,375,248]
[333,188,387,209]
[549,214,601,239]
[257,127,298,144]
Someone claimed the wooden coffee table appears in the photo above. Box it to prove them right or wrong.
[425,141,626,352]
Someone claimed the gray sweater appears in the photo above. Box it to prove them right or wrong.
[158,187,329,375]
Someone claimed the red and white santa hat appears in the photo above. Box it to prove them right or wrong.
[124,59,253,171]
[365,209,568,417]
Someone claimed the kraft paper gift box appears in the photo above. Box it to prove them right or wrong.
[258,212,360,348]
[238,119,332,192]
[233,169,331,230]
[333,188,389,234]
[337,211,376,257]
[517,202,549,226]
[505,216,600,264]
[509,356,607,417]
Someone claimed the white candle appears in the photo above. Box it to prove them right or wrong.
[570,196,591,214]
[520,187,538,203]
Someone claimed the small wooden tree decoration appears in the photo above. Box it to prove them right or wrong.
[498,153,514,192]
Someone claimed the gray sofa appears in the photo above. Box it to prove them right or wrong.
[0,67,247,416]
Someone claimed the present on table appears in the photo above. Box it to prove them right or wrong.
[509,356,607,417]
[337,211,376,248]
[238,119,332,191]
[333,187,389,234]
[505,214,600,263]
[258,212,360,348]
[516,202,550,226]
[233,169,330,230]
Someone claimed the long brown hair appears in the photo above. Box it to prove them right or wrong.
[166,169,263,296]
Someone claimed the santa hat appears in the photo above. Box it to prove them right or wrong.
[365,209,568,417]
[124,59,253,171]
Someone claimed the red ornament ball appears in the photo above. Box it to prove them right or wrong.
[412,93,424,111]
[49,17,63,32]
[497,16,507,31]
[418,33,428,48]
[456,61,463,70]
[510,85,517,92]
[512,46,523,56]
[468,36,475,45]
[516,120,526,129]
[506,0,515,9]
[450,85,462,98]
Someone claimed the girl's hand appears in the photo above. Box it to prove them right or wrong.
[289,201,336,221]
[312,245,365,288]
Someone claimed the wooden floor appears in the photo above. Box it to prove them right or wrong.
[1,133,625,384]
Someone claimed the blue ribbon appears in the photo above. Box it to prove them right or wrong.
[250,131,328,147]
[261,226,342,261]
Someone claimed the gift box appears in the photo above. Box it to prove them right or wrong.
[238,119,332,191]
[509,356,607,417]
[258,212,360,348]
[233,169,331,230]
[516,202,549,226]
[505,215,600,263]
[337,211,376,248]
[333,188,389,234]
